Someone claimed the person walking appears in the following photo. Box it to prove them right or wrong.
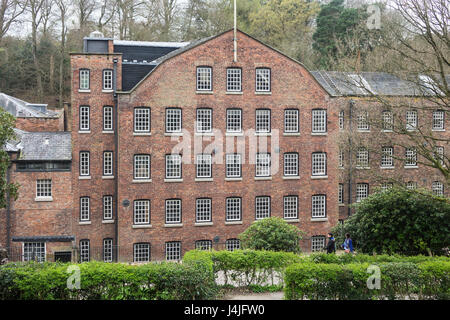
[326,233,336,254]
[342,233,354,253]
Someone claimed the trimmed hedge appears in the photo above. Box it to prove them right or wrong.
[0,260,217,300]
[285,261,450,300]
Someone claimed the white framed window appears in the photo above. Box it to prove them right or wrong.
[338,184,344,204]
[226,154,242,178]
[103,106,113,131]
[339,110,344,130]
[196,67,212,91]
[134,107,150,133]
[79,240,90,262]
[196,198,212,222]
[312,109,327,133]
[134,243,150,262]
[79,151,90,176]
[357,111,370,131]
[311,195,326,218]
[256,109,271,133]
[356,183,369,202]
[256,153,271,177]
[255,196,270,220]
[165,199,182,224]
[103,239,113,262]
[432,181,444,196]
[381,183,393,191]
[79,69,90,90]
[103,69,113,90]
[381,146,394,167]
[80,197,90,221]
[134,154,150,180]
[196,154,212,178]
[226,109,242,133]
[283,196,298,219]
[356,148,369,168]
[226,239,240,251]
[405,148,417,167]
[432,110,445,130]
[311,236,325,252]
[165,154,182,179]
[406,110,417,131]
[196,108,212,133]
[36,179,52,198]
[312,152,327,176]
[226,197,242,221]
[339,150,344,168]
[79,106,90,131]
[284,109,299,133]
[166,241,181,261]
[434,146,444,166]
[166,108,182,133]
[382,111,393,131]
[406,181,417,190]
[284,153,299,176]
[195,240,212,251]
[227,68,241,92]
[103,195,113,220]
[103,151,113,176]
[23,242,45,262]
[133,200,150,225]
[256,68,270,92]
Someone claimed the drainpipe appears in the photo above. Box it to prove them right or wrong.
[113,58,119,262]
[347,99,354,217]
[5,160,12,256]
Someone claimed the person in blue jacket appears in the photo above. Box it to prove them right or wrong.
[342,233,354,253]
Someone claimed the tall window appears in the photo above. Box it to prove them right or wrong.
[133,200,150,225]
[312,152,327,176]
[226,153,242,178]
[166,108,182,133]
[432,110,445,130]
[255,68,270,92]
[356,183,369,202]
[311,195,326,218]
[381,146,394,167]
[256,109,271,133]
[226,197,241,221]
[256,153,271,177]
[195,240,212,251]
[406,110,417,130]
[80,197,90,221]
[79,69,90,90]
[196,198,212,222]
[284,153,299,176]
[381,183,393,191]
[382,111,393,131]
[196,154,212,178]
[283,196,298,220]
[226,239,241,251]
[255,196,270,219]
[166,241,181,261]
[165,199,182,224]
[196,67,212,91]
[103,106,113,131]
[23,242,45,262]
[36,179,52,198]
[338,184,344,204]
[405,148,417,167]
[134,243,150,262]
[284,109,299,133]
[434,146,444,165]
[226,109,242,133]
[357,111,369,131]
[196,108,212,133]
[103,151,113,176]
[103,239,113,262]
[134,155,150,180]
[79,151,90,176]
[165,154,182,179]
[79,106,90,131]
[79,240,90,262]
[356,148,369,168]
[134,107,150,133]
[339,150,344,168]
[311,236,325,252]
[339,110,344,130]
[432,181,444,196]
[312,109,327,133]
[406,181,417,190]
[227,68,241,92]
[103,69,113,90]
[103,195,113,220]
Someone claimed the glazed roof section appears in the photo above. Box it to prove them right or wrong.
[0,92,59,118]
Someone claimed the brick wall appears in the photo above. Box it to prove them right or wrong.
[15,109,65,132]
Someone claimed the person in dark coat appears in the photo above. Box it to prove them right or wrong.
[326,233,336,254]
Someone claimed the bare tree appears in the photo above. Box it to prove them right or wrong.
[96,0,116,34]
[55,0,69,108]
[0,0,26,42]
[74,0,95,31]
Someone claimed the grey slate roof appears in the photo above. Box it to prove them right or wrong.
[12,235,75,242]
[0,92,59,118]
[18,131,72,161]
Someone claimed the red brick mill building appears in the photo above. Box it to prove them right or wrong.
[0,29,447,263]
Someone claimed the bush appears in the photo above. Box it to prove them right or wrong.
[332,187,450,255]
[239,217,305,253]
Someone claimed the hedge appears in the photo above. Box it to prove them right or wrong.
[284,261,450,300]
[0,260,217,300]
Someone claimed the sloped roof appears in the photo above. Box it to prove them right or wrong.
[0,93,59,118]
[18,131,72,161]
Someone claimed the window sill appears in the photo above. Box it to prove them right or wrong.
[226,91,243,95]
[132,179,152,183]
[432,129,445,132]
[79,221,91,225]
[164,178,183,182]
[283,176,300,180]
[254,176,272,181]
[225,221,243,225]
[196,90,213,95]
[225,177,242,181]
[357,130,371,133]
[311,175,328,180]
[311,218,328,222]
[102,89,113,93]
[102,220,115,224]
[102,130,114,134]
[195,178,213,182]
[381,130,393,133]
[285,219,300,223]
[254,132,271,136]
[225,132,244,136]
[195,132,214,136]
[102,176,114,180]
[356,167,371,170]
[133,132,151,136]
[79,176,91,180]
[35,197,53,202]
[164,132,183,137]
[380,166,395,170]
[164,223,183,228]
[311,132,327,136]
[255,91,271,95]
[195,222,213,227]
[78,89,91,93]
[404,165,418,169]
[339,204,345,207]
[283,132,300,136]
[132,224,152,229]
[78,130,91,134]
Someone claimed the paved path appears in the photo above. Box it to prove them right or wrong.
[224,291,284,300]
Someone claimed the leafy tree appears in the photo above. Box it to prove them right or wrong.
[0,108,19,208]
[332,187,450,255]
[239,217,305,253]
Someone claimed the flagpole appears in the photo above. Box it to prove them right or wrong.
[233,0,237,62]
